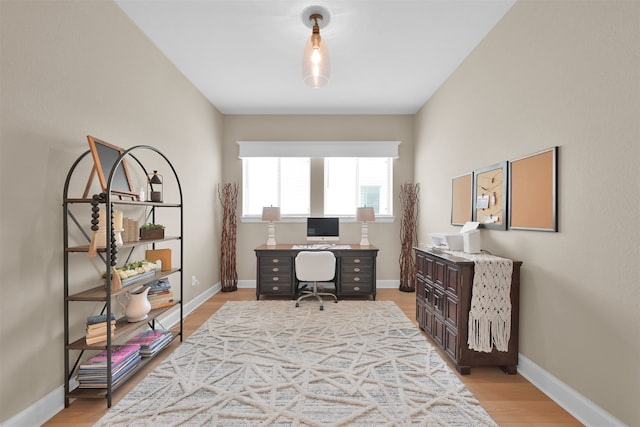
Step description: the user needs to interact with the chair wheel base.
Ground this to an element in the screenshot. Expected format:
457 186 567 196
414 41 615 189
295 303 299 308
320 306 324 311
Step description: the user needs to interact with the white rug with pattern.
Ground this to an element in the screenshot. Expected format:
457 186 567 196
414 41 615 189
95 300 497 426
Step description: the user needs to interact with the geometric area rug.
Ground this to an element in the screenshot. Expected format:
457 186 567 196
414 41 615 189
95 300 497 426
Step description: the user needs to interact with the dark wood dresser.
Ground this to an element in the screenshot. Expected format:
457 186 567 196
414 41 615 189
254 244 378 300
414 247 522 374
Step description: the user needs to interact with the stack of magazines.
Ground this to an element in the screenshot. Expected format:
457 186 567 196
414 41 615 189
126 329 173 357
77 344 141 388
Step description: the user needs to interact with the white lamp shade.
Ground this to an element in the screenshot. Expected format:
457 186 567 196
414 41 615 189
302 36 330 88
261 206 281 221
356 207 375 222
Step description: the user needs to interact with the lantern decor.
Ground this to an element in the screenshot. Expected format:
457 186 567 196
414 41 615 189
147 170 163 202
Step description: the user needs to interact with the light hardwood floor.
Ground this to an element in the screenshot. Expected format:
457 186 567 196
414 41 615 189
45 288 582 426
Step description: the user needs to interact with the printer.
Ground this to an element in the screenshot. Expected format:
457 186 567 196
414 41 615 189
429 221 481 253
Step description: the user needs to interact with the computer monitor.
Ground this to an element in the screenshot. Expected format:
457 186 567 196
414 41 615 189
306 217 339 242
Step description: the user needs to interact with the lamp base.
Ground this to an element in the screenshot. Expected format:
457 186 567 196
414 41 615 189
266 222 277 246
360 222 370 246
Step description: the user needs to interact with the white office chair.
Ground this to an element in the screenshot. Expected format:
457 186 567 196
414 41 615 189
294 251 338 310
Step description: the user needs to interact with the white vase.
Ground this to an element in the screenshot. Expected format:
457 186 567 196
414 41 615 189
118 287 151 322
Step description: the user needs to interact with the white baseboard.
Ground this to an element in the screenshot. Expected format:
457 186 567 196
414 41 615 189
5 283 624 427
517 353 626 427
0 284 222 427
238 280 401 289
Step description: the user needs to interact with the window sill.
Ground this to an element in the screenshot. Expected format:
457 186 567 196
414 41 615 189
241 216 395 224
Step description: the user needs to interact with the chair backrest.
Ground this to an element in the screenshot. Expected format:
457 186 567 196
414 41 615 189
295 251 336 282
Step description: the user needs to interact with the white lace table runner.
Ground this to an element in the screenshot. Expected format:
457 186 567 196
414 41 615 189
446 251 513 353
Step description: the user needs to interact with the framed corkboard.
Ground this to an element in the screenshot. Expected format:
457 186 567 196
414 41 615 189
451 173 473 225
85 135 137 198
473 162 507 230
509 147 558 231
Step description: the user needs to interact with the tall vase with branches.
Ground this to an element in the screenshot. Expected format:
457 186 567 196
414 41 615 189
218 182 239 292
399 183 419 292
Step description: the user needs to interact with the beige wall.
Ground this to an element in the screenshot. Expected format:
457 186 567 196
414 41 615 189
2 0 638 425
0 0 223 422
222 115 414 283
414 1 639 425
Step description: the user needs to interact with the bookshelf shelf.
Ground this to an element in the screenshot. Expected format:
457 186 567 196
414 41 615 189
62 145 184 408
66 334 177 399
66 269 181 302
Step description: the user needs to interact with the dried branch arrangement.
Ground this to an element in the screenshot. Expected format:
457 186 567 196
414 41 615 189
218 182 239 292
399 183 420 292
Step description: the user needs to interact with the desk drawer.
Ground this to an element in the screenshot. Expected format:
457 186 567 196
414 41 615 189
259 256 293 295
260 256 292 269
340 281 373 295
341 256 373 269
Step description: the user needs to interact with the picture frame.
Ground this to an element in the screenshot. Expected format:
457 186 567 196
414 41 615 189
508 146 558 231
473 162 508 230
451 172 473 226
85 135 137 198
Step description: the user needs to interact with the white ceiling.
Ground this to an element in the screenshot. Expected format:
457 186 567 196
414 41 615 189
114 1 516 115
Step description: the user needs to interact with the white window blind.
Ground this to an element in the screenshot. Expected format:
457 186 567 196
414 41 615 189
242 158 310 216
324 158 393 216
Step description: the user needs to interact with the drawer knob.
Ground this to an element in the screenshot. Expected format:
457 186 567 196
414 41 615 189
272 286 279 291
272 277 279 281
354 259 361 263
354 286 360 291
272 267 279 272
272 259 279 264
354 277 360 282
354 267 360 272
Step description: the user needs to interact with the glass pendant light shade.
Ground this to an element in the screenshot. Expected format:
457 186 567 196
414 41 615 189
302 17 330 88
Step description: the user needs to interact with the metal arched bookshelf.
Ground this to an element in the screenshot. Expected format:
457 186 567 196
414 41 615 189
62 145 183 407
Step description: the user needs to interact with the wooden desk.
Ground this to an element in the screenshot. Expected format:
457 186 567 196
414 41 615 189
254 244 379 301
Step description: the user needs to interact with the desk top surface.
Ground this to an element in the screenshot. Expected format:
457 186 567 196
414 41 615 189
255 244 378 251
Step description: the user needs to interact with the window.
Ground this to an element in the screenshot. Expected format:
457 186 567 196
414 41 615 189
324 158 393 216
239 141 399 219
242 158 310 216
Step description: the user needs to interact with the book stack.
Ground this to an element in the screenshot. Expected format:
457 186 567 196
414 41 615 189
126 329 174 357
147 279 174 309
85 313 116 345
77 344 141 388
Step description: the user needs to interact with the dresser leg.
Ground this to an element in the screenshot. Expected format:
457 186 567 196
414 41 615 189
501 365 518 375
458 366 471 375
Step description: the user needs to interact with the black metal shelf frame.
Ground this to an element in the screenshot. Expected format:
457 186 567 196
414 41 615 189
62 145 184 407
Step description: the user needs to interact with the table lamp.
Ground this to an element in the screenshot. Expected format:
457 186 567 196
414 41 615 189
261 206 281 246
356 207 375 246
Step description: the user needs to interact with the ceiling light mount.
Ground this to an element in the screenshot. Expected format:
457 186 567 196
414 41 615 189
301 5 331 29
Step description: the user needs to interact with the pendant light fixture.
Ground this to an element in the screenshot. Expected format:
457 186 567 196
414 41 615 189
301 6 331 88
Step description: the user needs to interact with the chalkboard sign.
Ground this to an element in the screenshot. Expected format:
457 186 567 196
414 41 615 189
87 135 137 197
